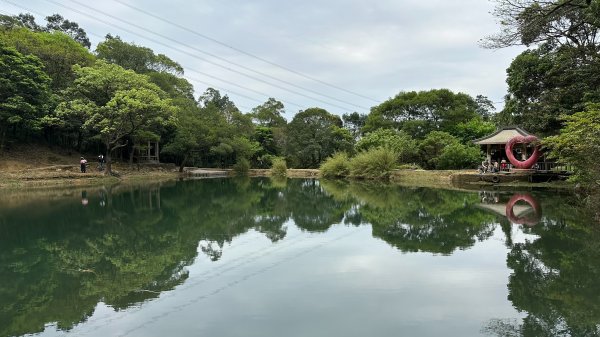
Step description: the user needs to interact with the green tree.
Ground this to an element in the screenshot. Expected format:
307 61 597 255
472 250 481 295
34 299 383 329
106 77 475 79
497 45 600 134
0 27 95 90
250 98 287 127
96 35 183 75
249 98 287 167
0 13 42 30
1 12 91 48
342 111 367 140
483 0 600 49
355 129 419 164
544 104 600 185
453 117 497 143
475 94 496 121
0 44 51 150
45 14 91 49
418 131 461 169
56 61 174 174
286 108 354 168
363 89 479 138
162 100 210 171
436 142 483 170
252 126 279 168
486 1 600 136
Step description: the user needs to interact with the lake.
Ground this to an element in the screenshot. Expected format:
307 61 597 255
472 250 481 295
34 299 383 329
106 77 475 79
1 178 598 337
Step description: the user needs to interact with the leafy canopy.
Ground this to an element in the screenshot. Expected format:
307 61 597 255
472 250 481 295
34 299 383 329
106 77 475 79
0 43 51 147
363 89 479 139
286 108 354 168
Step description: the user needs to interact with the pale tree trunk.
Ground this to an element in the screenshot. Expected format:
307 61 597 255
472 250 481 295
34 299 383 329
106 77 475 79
105 149 113 176
104 139 114 176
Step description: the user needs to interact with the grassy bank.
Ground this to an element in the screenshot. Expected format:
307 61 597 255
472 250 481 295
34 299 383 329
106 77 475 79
0 145 573 191
391 169 574 190
0 168 181 190
390 169 459 189
0 144 182 190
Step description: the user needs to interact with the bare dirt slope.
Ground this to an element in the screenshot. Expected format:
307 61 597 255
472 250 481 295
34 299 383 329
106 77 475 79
0 144 83 172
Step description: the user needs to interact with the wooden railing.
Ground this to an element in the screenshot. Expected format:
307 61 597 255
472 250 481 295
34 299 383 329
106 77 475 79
534 162 574 174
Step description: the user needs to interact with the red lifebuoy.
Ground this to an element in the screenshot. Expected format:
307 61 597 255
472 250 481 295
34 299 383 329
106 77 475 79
505 135 541 169
505 193 542 226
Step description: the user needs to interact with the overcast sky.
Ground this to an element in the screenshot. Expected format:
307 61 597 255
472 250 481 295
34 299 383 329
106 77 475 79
0 0 524 119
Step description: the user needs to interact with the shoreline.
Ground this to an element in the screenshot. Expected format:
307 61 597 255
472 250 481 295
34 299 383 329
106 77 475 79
0 167 573 192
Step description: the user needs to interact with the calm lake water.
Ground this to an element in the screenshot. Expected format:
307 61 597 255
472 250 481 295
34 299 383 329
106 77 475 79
1 178 599 337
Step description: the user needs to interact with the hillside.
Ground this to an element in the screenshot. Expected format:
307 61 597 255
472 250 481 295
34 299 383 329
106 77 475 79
0 144 83 172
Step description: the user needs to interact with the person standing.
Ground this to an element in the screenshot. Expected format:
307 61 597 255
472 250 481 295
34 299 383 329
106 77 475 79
80 157 87 173
98 154 105 171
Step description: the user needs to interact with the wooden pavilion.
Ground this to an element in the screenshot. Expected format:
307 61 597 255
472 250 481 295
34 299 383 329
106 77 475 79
472 127 537 165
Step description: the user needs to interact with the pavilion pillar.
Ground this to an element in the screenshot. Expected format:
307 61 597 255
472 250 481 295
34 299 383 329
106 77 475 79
486 144 491 163
156 142 160 162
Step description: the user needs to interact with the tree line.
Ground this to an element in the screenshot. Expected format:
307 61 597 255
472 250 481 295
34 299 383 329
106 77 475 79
1 2 599 186
0 12 497 174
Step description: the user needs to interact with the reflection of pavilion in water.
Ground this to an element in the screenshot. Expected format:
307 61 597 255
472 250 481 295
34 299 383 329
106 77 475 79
476 191 543 226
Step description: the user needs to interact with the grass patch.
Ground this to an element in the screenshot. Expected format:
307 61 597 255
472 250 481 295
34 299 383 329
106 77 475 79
349 147 397 179
320 152 350 178
270 157 288 178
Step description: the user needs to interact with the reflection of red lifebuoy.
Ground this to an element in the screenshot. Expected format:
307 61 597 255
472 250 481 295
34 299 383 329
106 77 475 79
505 193 542 226
505 135 541 169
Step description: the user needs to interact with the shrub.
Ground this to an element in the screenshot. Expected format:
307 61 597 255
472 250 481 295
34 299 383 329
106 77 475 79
436 143 483 169
355 129 419 164
349 147 397 179
270 157 287 177
418 131 461 169
320 152 351 178
233 157 250 175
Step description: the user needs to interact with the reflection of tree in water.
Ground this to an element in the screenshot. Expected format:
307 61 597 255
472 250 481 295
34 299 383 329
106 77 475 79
322 181 497 254
483 196 600 337
0 177 350 336
3 178 595 337
286 179 353 232
0 184 192 337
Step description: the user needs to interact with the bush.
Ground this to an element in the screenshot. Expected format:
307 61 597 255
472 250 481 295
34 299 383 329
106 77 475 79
436 143 482 169
418 131 461 169
320 152 351 178
270 157 287 177
355 129 419 164
233 157 250 175
349 147 397 179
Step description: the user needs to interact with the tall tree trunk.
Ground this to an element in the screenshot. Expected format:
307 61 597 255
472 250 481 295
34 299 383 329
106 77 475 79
129 144 135 168
105 142 113 175
179 153 188 173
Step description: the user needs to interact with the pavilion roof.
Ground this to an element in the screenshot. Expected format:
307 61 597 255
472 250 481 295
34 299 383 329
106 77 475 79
472 127 535 145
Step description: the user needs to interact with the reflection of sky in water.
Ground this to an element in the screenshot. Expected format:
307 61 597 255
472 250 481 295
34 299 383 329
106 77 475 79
48 224 528 337
1 179 595 337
